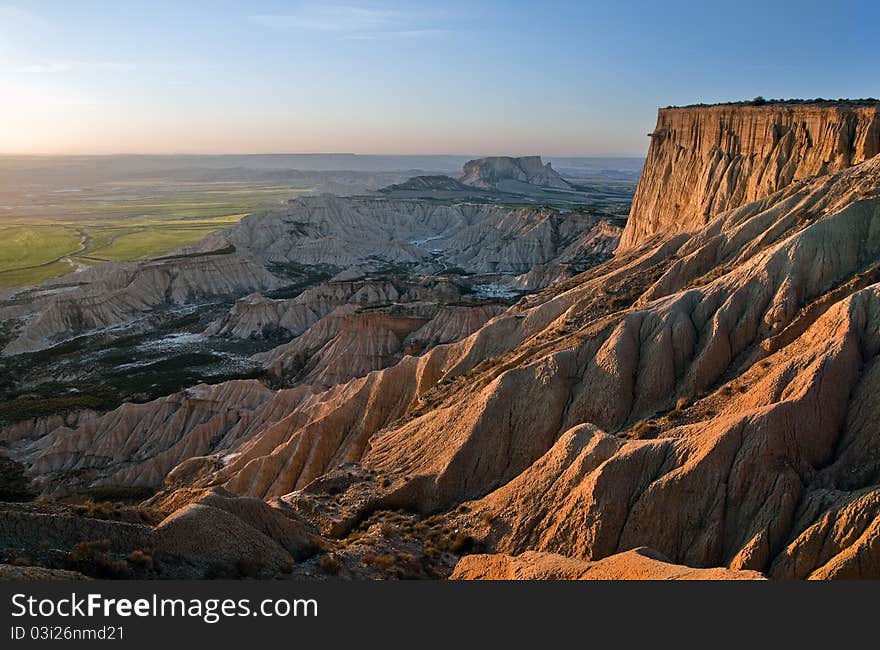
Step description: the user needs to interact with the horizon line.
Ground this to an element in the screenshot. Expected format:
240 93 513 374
0 151 647 159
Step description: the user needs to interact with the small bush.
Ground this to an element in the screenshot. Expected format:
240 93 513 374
67 539 130 579
629 420 659 439
126 549 153 570
378 522 397 538
319 554 340 575
362 554 396 570
12 556 31 567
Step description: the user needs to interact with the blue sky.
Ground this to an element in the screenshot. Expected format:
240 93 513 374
0 0 876 155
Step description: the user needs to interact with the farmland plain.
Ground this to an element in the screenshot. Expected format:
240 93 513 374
0 183 311 287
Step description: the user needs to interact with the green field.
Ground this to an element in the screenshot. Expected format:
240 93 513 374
0 225 83 286
0 225 82 273
87 225 221 261
0 185 311 288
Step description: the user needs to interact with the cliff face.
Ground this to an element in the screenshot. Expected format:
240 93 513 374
621 103 880 249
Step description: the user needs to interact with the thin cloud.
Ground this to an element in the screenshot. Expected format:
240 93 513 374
248 4 446 39
17 61 137 74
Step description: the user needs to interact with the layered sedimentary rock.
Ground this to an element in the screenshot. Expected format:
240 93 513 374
1 252 280 355
0 196 614 357
621 102 880 249
450 548 765 580
10 381 296 492
459 156 573 190
379 175 472 193
259 302 505 387
213 195 608 275
166 153 880 577
205 279 461 340
7 102 880 581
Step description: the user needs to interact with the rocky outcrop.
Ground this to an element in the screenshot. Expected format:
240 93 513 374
205 279 461 340
621 103 880 249
450 548 765 580
2 251 280 355
217 195 607 275
260 302 505 387
459 156 573 190
379 175 472 193
10 381 289 492
161 153 880 577
151 504 294 575
2 195 613 356
8 102 880 581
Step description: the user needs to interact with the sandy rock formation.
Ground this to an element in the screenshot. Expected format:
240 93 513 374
217 195 609 276
152 505 292 575
2 251 280 356
2 193 615 356
8 102 880 581
459 156 573 190
10 381 288 492
205 278 461 340
450 548 765 580
621 103 880 249
169 153 880 576
379 175 472 193
260 302 505 386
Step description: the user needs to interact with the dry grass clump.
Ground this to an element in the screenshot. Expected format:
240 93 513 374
627 419 659 439
319 554 340 575
67 539 129 579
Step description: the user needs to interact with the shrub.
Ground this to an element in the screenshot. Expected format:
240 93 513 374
319 554 340 575
126 549 153 570
378 522 397 538
362 554 396 570
67 539 130 579
629 420 659 439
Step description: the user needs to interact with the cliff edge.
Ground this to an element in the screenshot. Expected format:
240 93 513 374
620 102 880 249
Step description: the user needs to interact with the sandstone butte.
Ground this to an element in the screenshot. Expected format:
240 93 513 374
3 101 880 580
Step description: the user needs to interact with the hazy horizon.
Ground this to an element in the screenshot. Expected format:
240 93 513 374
1 0 876 156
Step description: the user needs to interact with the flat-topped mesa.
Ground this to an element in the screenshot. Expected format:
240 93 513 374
620 102 880 249
459 155 573 190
